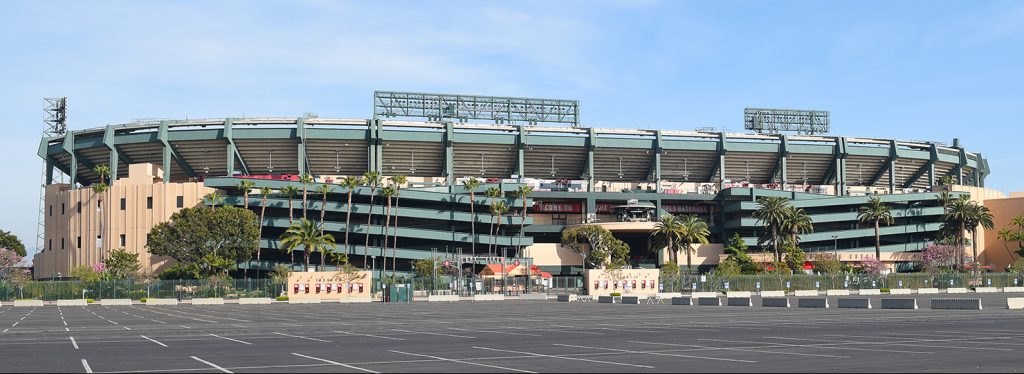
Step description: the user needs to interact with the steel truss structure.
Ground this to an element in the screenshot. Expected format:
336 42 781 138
744 108 829 135
374 91 580 127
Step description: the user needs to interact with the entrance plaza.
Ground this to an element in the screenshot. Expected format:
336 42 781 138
3 298 1024 373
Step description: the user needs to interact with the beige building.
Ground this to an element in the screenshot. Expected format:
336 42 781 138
34 163 214 279
585 268 660 297
287 270 373 301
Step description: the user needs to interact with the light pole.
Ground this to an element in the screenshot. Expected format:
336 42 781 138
832 235 839 257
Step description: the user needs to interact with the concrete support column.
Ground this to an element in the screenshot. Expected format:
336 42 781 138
516 124 525 178
444 122 455 185
653 130 662 193
586 128 596 192
62 131 77 186
296 118 307 176
103 125 118 181
225 119 236 176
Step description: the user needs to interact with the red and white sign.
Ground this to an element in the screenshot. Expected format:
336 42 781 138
532 201 582 213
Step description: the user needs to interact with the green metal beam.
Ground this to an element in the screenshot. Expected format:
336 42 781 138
444 122 454 184
158 121 196 180
61 133 77 186
516 124 525 178
650 130 663 190
902 144 937 189
770 135 789 185
224 119 250 176
586 128 596 191
708 133 726 184
103 125 119 180
868 140 896 187
296 118 308 176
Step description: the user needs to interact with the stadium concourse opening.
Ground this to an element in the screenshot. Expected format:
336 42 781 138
34 92 1006 284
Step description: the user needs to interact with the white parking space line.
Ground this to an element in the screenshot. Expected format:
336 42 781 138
273 332 330 343
820 334 1014 351
705 337 933 355
141 335 168 347
208 333 252 345
448 327 542 337
388 349 536 373
69 336 79 350
393 328 476 339
81 359 93 373
191 356 232 373
629 340 851 359
333 330 405 341
553 343 756 364
291 353 378 373
474 346 656 369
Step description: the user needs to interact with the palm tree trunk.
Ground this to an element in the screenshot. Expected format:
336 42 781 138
258 195 267 278
519 200 527 258
288 197 295 264
345 191 353 267
686 243 692 274
391 193 401 287
302 186 308 220
488 214 496 257
972 229 979 266
874 220 881 260
469 192 476 254
960 222 966 267
771 226 779 263
383 198 392 283
365 189 375 269
495 216 503 260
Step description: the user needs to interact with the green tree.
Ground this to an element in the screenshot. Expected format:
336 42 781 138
515 185 533 257
753 196 789 262
677 214 711 274
362 171 382 269
413 257 441 278
339 176 364 265
390 175 408 281
491 200 509 260
811 252 842 275
723 233 759 274
69 265 102 283
91 164 111 259
964 201 994 267
103 248 142 279
858 197 894 260
561 225 630 269
315 183 334 270
714 257 742 277
147 205 259 277
280 185 300 264
377 185 397 282
651 214 681 266
782 206 814 247
299 174 314 220
484 186 502 256
280 219 336 272
0 230 26 257
205 191 224 212
463 177 481 255
236 180 256 209
783 244 806 273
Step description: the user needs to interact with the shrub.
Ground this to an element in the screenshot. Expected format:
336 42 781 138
86 298 94 303
276 296 289 301
609 292 622 297
140 298 148 303
880 288 891 293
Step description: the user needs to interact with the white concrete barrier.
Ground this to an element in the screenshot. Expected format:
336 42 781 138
472 294 505 302
798 298 829 308
889 289 913 295
946 288 968 294
557 294 577 302
518 294 549 301
427 294 459 302
726 291 752 298
1003 287 1024 293
287 298 322 304
975 287 999 293
932 298 982 310
190 298 224 305
761 297 790 307
858 289 881 295
145 298 178 305
100 299 132 306
690 292 718 298
1006 297 1024 309
826 289 850 296
917 288 940 294
794 290 820 297
56 299 87 306
837 298 872 309
12 300 44 307
238 298 273 305
760 291 786 297
881 298 919 309
657 292 683 298
339 297 373 303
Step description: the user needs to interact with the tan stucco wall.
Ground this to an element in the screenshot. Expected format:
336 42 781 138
658 243 725 266
34 163 214 279
523 243 584 267
287 270 373 301
983 195 1024 269
585 268 660 296
953 186 1011 268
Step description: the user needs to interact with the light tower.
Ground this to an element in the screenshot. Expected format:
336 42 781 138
36 97 68 258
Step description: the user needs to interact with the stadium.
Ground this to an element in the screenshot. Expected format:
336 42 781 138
32 92 1003 283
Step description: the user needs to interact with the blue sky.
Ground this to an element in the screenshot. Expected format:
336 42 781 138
1 0 1021 260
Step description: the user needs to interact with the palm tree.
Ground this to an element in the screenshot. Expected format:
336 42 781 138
236 180 256 209
299 174 313 220
256 186 273 276
493 200 509 259
379 186 397 282
280 219 336 272
362 171 382 269
943 196 973 266
91 164 111 261
280 185 300 265
996 229 1019 262
782 206 814 247
390 175 408 283
339 176 363 265
485 187 502 256
858 197 894 260
315 183 333 271
677 214 711 274
205 191 223 212
464 177 481 255
651 214 682 265
515 185 533 258
753 196 790 262
965 202 994 267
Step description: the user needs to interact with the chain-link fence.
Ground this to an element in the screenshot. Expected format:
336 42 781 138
0 279 283 301
649 272 1024 293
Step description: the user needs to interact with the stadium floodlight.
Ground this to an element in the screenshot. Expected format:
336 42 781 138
373 91 580 127
744 108 829 135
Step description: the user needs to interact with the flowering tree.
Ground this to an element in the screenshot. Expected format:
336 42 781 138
0 247 23 282
860 256 887 275
920 244 959 273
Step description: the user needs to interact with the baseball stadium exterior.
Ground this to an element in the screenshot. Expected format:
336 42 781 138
32 99 1006 280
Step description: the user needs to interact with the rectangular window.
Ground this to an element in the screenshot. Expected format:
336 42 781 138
147 196 153 209
77 236 81 249
49 205 52 216
62 203 65 215
48 239 52 251
120 198 126 210
176 196 184 208
77 201 81 214
119 234 126 247
61 238 64 250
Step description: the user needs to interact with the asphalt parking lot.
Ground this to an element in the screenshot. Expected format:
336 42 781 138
2 295 1024 373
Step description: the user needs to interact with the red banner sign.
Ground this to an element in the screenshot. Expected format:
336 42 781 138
532 201 582 213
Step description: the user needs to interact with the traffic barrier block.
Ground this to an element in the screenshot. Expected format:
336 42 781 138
889 289 913 295
287 298 322 304
975 287 998 293
56 299 87 306
727 297 752 307
858 289 881 295
1003 287 1024 293
826 289 850 296
472 294 505 301
191 298 224 305
690 292 718 298
881 298 918 309
760 291 786 297
794 290 820 297
557 294 577 302
339 297 373 303
837 298 872 309
946 288 968 294
697 297 722 306
621 296 640 304
237 298 272 305
427 295 459 302
726 291 752 298
931 298 982 310
518 294 549 301
917 288 939 294
100 299 132 306
671 297 692 305
1006 297 1024 309
145 298 178 306
598 296 615 304
657 292 683 298
798 298 829 308
761 297 790 307
12 300 44 307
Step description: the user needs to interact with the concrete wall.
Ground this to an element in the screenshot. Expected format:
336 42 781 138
983 195 1024 270
287 270 373 301
585 268 659 297
35 163 214 279
523 243 584 267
